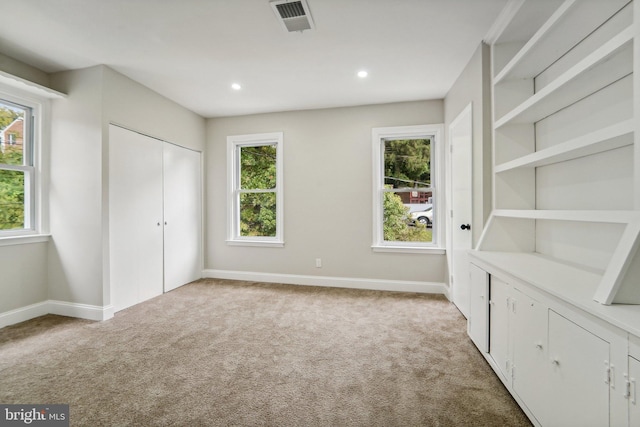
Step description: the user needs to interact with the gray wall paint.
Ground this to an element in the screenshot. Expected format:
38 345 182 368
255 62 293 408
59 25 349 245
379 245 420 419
47 65 205 307
444 43 492 247
0 53 51 89
48 66 105 306
0 242 48 313
206 101 447 284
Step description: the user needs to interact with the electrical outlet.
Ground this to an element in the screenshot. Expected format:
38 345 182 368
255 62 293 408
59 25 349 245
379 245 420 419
315 258 322 268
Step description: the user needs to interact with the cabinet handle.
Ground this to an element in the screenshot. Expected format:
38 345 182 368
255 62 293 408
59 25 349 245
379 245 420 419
157 222 161 226
551 358 560 366
535 343 543 350
632 378 637 405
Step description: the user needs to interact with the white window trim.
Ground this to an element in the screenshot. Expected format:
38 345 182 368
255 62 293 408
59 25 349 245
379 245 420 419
371 124 445 254
0 83 51 244
226 132 284 247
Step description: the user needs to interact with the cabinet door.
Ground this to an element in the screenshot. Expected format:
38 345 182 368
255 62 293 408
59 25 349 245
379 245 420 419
631 356 640 426
163 143 202 292
489 276 510 381
511 289 548 426
468 263 489 352
548 311 609 427
109 125 164 311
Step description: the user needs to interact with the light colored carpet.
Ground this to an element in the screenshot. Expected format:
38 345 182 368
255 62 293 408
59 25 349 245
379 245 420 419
0 279 531 426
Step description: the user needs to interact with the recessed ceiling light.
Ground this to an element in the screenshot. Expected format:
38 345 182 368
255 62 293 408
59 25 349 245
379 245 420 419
357 70 368 78
231 83 242 90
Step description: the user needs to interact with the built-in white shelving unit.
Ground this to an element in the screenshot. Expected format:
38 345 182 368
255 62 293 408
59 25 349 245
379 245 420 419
468 4 640 424
477 0 640 305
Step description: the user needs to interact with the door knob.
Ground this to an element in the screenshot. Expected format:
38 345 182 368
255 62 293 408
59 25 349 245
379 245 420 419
460 224 471 230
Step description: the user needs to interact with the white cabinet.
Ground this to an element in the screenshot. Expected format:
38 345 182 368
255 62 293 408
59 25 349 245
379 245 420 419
109 125 202 312
466 257 637 426
630 356 640 425
547 310 610 427
511 289 547 426
489 275 510 382
468 263 489 352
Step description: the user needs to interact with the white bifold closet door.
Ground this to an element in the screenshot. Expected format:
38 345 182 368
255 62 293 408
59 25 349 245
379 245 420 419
109 125 201 312
163 142 201 292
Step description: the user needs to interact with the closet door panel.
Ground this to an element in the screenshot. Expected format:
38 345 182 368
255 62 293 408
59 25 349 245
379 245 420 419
109 125 164 311
163 143 202 292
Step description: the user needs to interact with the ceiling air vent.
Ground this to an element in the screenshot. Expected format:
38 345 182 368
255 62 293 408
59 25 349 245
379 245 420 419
270 0 315 33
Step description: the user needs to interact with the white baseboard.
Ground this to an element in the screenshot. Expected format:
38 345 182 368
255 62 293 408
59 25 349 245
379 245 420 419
1 273 446 330
0 300 114 329
48 300 114 322
0 301 49 329
202 269 447 295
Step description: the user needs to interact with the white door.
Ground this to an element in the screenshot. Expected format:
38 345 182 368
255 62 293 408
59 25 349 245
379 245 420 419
547 310 609 427
449 103 473 317
109 125 164 311
163 143 202 292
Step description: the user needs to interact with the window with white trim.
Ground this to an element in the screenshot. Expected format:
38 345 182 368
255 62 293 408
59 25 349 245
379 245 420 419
372 124 444 252
0 96 36 235
227 132 284 247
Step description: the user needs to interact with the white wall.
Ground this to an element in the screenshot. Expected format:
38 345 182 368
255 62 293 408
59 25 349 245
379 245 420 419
0 242 48 314
0 53 50 88
205 101 447 288
444 43 492 246
48 67 104 306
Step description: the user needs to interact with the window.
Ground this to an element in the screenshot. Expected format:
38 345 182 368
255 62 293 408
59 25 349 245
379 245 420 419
0 97 35 235
227 132 284 247
372 124 444 253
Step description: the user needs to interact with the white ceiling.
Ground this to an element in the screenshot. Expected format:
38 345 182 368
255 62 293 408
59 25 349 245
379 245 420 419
0 0 508 118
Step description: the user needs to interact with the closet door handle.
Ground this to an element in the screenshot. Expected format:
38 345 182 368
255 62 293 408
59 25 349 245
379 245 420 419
460 224 471 230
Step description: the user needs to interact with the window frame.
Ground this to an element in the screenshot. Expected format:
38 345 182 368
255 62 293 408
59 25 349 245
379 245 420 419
371 124 445 254
0 84 48 244
226 132 284 247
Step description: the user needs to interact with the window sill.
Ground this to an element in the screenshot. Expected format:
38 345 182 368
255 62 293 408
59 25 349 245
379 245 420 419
0 234 51 247
226 239 284 248
371 245 445 255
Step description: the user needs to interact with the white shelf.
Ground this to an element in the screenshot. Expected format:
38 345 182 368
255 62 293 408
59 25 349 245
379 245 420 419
495 120 634 173
485 0 638 308
470 250 600 311
470 250 640 339
494 0 631 83
491 0 562 47
492 209 640 224
495 26 633 128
